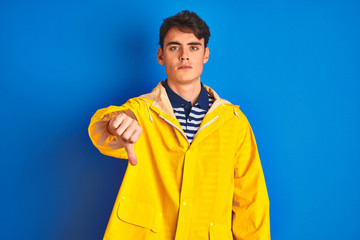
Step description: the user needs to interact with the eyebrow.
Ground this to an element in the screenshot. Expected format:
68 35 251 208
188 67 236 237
166 41 203 46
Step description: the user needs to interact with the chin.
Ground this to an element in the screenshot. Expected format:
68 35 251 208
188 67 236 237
175 75 199 83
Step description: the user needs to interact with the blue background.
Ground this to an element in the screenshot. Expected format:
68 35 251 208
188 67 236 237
1 0 359 239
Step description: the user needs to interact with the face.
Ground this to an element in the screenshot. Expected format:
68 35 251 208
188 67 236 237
157 27 210 86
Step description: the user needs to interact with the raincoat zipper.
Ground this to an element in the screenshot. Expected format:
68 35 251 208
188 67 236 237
158 114 190 145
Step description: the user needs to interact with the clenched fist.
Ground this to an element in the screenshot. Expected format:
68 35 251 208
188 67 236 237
107 109 142 166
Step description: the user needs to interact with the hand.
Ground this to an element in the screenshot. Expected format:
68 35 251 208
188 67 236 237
107 110 142 166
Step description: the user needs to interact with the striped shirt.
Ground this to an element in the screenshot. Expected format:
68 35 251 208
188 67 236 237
163 80 214 144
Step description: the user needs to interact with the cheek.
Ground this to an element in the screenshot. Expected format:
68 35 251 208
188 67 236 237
197 65 204 75
164 57 178 70
164 62 176 76
195 58 204 70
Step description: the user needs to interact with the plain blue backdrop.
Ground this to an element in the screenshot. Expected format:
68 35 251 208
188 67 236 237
1 0 359 239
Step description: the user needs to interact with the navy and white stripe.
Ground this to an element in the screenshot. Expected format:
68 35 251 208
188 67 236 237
208 94 214 107
173 93 214 143
163 80 215 144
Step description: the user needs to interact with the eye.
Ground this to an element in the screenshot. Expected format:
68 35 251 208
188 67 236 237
191 46 199 51
169 46 179 51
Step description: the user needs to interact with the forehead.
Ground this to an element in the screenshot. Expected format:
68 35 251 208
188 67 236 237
164 27 204 44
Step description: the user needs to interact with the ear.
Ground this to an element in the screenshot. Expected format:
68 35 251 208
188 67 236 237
203 47 210 64
157 48 165 65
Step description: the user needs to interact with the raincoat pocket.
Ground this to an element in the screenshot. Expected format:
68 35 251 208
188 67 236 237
209 223 233 240
116 197 159 233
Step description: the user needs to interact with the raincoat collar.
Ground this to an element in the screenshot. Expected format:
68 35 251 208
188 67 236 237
162 80 210 111
140 81 232 119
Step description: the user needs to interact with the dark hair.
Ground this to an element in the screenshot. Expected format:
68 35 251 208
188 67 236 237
159 10 211 49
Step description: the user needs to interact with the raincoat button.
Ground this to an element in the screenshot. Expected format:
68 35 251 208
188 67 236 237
183 201 187 206
210 222 213 226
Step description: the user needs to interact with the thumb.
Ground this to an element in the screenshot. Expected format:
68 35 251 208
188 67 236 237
124 143 137 166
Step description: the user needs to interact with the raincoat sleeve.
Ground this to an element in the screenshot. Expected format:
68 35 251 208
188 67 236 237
232 111 270 239
88 98 141 160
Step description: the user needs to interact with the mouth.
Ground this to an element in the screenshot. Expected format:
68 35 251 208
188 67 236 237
178 65 192 70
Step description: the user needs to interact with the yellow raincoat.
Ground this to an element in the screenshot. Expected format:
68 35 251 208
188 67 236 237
88 82 270 240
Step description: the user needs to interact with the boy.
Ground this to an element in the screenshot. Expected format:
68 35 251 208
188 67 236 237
89 10 270 240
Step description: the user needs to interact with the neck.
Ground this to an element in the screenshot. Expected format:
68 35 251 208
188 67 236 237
167 79 202 106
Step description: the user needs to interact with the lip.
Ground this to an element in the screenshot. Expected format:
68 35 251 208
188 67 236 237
178 65 192 69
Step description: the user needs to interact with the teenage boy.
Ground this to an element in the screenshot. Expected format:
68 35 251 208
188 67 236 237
89 10 270 240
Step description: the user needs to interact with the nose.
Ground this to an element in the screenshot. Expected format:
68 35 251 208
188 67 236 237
180 49 189 61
